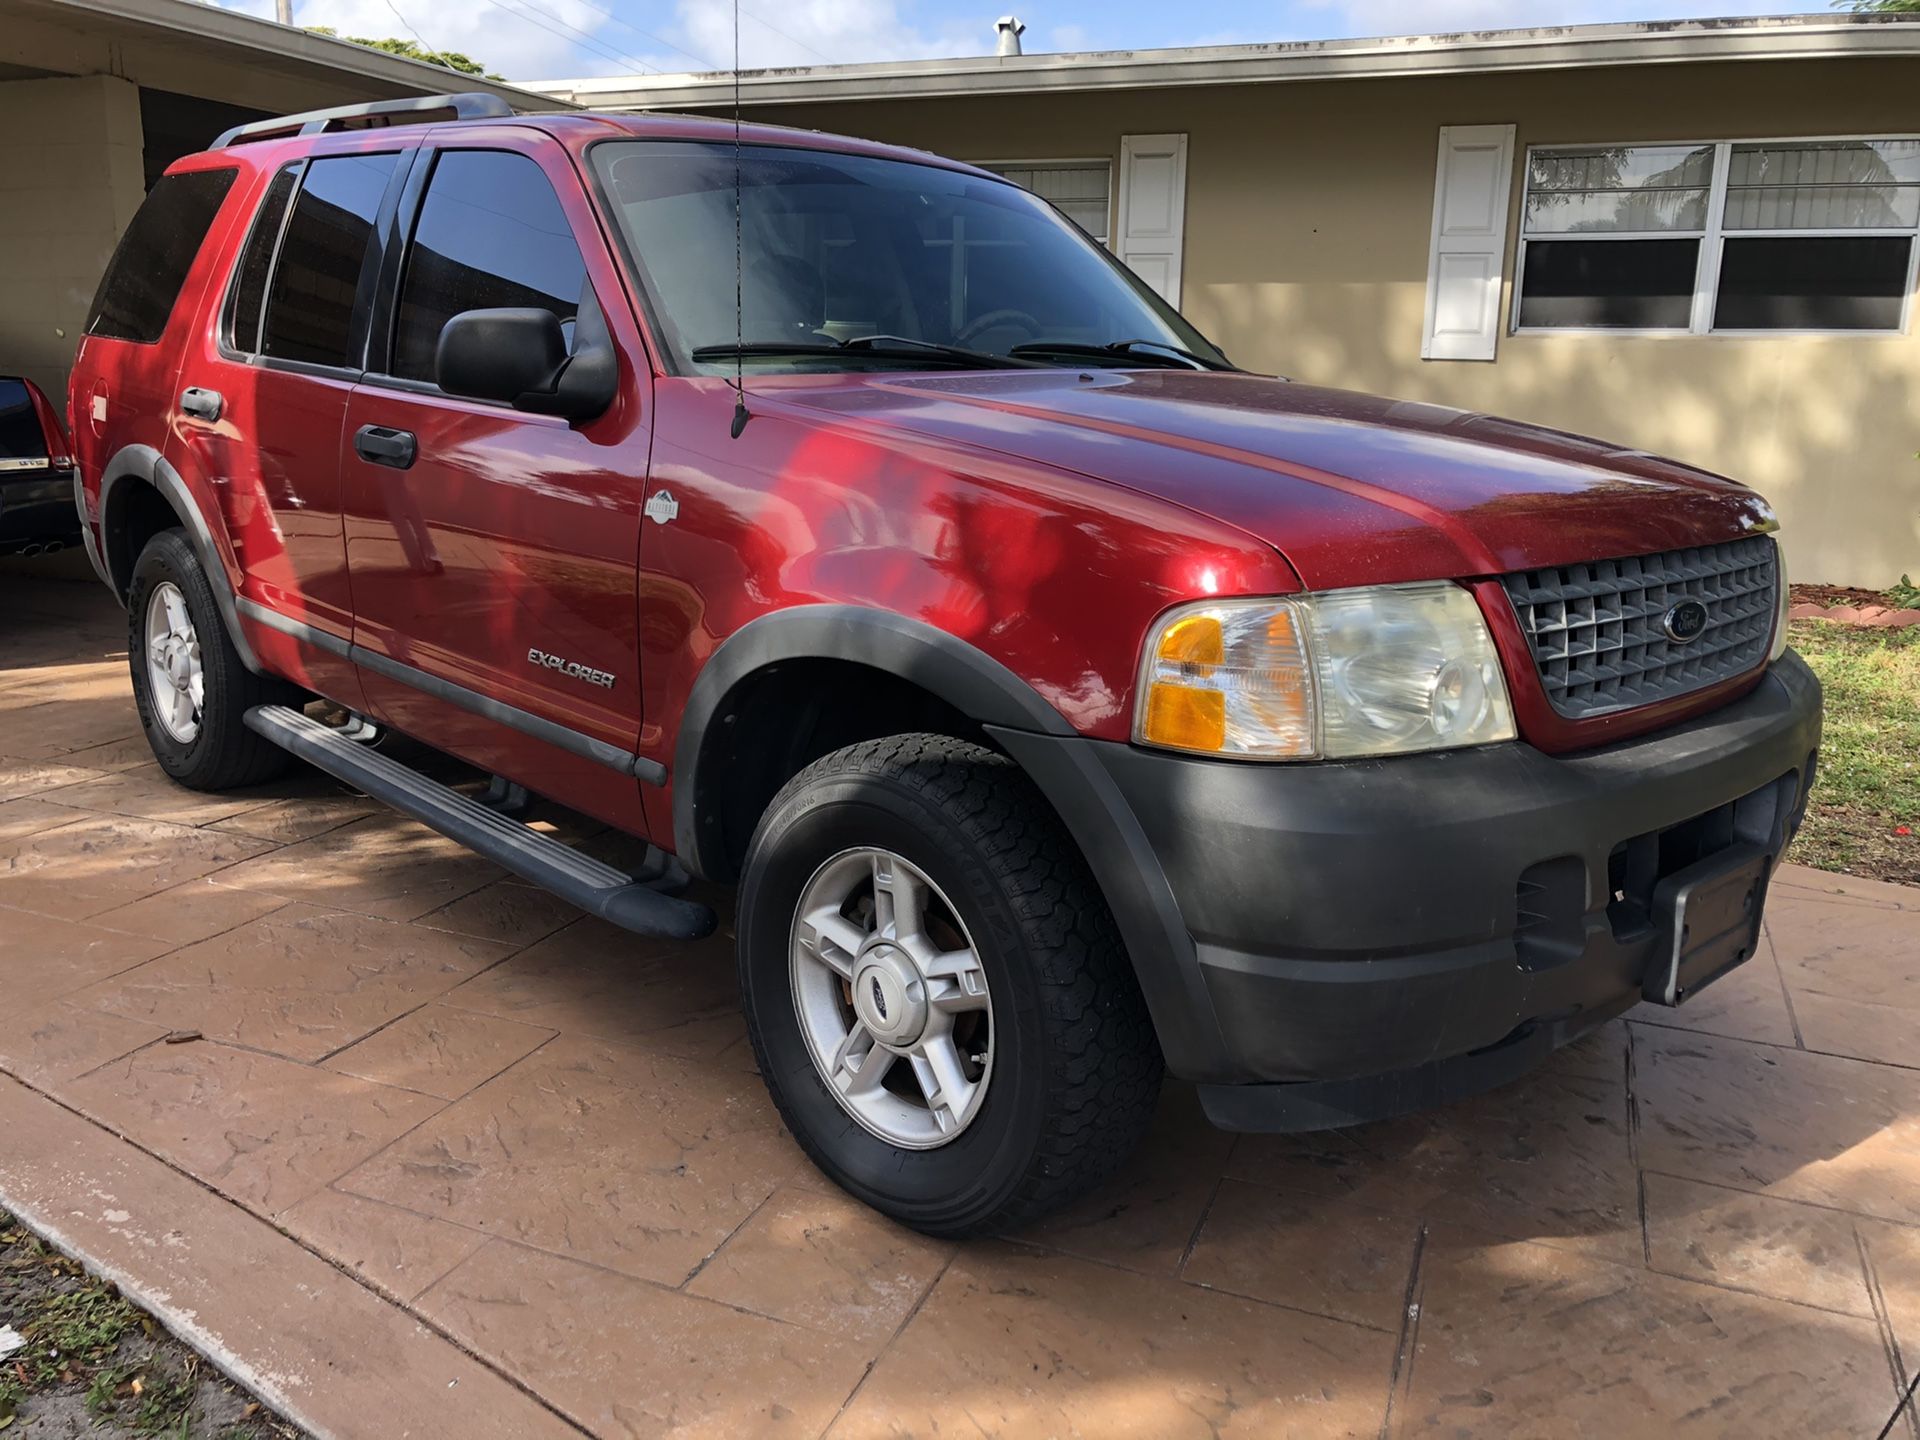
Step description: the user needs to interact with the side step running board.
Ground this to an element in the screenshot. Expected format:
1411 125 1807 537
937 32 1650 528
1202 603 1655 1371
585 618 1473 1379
244 705 716 941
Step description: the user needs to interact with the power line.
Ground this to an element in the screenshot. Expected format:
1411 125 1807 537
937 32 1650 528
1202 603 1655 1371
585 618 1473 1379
540 0 721 71
738 9 835 66
382 0 429 50
474 0 663 73
493 0 664 71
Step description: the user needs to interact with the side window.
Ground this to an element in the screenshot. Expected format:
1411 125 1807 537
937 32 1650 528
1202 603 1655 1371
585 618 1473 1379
391 150 587 383
226 164 299 354
262 152 400 368
86 168 237 344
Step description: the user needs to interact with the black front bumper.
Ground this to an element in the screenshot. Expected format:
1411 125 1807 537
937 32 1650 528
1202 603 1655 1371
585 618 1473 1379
996 651 1822 1131
0 467 81 553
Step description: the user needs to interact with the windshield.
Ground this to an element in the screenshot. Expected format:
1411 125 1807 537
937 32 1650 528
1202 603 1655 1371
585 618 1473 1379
590 139 1229 374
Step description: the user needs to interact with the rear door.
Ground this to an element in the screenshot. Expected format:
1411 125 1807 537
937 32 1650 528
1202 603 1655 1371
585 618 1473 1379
167 139 411 702
340 127 656 830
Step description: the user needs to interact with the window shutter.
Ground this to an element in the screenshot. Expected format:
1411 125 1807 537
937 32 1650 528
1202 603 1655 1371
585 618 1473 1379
1422 124 1516 361
1118 134 1188 306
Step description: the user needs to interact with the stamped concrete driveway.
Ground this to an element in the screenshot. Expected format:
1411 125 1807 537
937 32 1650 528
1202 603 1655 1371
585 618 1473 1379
1 557 1917 1440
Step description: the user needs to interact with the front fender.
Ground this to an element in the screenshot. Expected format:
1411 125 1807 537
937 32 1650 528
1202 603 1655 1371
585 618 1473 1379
673 604 1230 1079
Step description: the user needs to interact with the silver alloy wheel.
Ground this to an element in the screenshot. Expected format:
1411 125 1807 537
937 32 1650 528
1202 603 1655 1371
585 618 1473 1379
790 848 995 1149
144 581 204 744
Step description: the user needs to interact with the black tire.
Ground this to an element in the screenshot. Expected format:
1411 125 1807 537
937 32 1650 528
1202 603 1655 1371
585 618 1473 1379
739 733 1162 1237
127 529 294 791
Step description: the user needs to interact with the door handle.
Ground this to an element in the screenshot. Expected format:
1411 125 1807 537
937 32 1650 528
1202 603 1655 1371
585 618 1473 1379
354 424 417 470
179 386 224 422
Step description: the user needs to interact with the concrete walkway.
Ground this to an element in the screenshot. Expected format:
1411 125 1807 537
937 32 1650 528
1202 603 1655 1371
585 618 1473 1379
1 559 1915 1439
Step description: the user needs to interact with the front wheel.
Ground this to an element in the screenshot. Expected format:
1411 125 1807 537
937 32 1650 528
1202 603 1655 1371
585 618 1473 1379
738 734 1162 1237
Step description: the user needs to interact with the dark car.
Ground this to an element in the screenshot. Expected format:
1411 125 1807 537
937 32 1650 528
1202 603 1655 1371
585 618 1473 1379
67 94 1821 1236
0 375 79 556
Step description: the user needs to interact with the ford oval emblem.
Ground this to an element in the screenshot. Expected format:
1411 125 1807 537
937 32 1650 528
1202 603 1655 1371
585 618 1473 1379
870 976 889 1021
1663 599 1710 644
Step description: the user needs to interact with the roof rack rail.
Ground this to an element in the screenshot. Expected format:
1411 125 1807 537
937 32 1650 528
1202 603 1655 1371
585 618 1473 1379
211 93 515 149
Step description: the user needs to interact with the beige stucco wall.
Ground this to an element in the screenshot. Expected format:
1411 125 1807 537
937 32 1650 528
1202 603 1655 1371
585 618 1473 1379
0 75 146 407
733 58 1920 585
0 3 552 409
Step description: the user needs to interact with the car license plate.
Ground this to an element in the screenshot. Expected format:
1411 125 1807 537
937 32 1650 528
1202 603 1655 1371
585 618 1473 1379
1641 844 1771 1007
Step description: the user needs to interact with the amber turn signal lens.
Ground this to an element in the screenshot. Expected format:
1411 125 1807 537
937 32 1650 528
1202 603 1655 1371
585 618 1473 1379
1136 601 1315 758
1142 683 1228 753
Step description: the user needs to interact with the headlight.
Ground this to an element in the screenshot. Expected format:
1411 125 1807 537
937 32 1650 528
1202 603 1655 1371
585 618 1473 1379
1768 536 1790 662
1135 582 1516 760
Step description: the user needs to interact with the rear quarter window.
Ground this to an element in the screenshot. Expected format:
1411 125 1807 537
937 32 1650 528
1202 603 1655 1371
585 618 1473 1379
85 168 238 344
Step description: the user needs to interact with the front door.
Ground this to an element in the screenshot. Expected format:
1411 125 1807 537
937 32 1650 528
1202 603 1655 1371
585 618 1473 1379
341 131 655 830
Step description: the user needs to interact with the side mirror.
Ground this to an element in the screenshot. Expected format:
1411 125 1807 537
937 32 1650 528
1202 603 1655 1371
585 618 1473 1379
435 283 618 424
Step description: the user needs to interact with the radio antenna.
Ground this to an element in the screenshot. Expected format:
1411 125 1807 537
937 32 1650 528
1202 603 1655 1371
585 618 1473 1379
728 0 751 439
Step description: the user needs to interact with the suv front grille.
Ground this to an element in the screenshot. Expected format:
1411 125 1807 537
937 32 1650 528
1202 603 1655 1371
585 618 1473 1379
1501 536 1778 720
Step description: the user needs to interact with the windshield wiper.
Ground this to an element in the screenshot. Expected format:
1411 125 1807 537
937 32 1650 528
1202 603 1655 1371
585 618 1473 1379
842 335 1049 368
689 339 1041 370
1007 339 1238 372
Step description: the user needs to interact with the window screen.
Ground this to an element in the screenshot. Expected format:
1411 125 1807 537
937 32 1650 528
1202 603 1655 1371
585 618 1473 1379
85 168 237 344
1714 236 1913 330
1517 238 1699 329
262 152 399 368
391 150 585 382
226 164 298 354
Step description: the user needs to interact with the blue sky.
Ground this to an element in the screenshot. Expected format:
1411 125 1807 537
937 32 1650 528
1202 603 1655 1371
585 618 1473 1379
216 0 1823 82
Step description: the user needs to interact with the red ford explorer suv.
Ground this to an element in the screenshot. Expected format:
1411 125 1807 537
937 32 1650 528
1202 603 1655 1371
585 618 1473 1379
69 95 1820 1236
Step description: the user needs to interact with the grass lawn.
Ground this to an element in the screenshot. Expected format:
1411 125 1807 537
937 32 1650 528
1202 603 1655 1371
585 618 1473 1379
1 1210 300 1438
1786 619 1920 887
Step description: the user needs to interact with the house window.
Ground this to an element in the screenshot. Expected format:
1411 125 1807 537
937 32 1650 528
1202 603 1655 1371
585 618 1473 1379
1515 137 1920 333
981 162 1112 245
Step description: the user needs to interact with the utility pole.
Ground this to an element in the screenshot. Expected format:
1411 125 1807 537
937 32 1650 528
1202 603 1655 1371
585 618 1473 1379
276 0 293 23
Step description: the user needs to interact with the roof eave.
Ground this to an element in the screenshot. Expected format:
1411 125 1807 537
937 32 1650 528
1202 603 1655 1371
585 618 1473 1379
527 14 1920 110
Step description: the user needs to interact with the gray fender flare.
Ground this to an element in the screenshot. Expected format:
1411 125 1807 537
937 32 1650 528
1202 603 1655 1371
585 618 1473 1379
673 605 1226 1075
98 444 262 674
671 603 1075 871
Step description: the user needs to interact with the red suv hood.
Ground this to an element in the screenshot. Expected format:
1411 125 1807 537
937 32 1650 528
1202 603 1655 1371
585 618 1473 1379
777 370 1776 590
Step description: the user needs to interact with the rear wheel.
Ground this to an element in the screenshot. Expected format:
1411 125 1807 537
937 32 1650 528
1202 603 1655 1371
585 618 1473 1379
739 734 1162 1237
127 529 293 791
